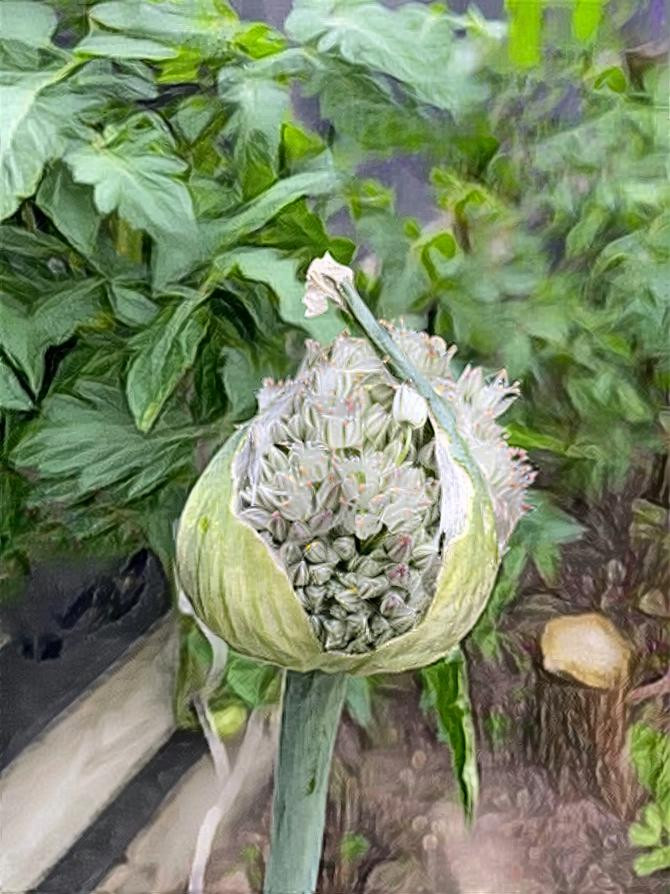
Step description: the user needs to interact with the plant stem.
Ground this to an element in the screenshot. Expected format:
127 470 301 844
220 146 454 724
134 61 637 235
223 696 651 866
337 280 482 486
264 670 347 894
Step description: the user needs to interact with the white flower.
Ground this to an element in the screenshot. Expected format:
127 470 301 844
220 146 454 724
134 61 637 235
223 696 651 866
392 383 428 428
303 285 329 318
303 252 354 318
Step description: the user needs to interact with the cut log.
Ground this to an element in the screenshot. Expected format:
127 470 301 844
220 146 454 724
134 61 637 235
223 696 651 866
528 614 639 819
540 612 632 690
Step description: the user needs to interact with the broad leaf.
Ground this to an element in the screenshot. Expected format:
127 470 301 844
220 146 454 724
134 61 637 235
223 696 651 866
36 162 101 256
90 0 239 54
106 282 158 328
286 0 487 115
0 53 96 220
420 648 479 822
12 379 196 504
218 65 290 197
0 277 103 394
0 358 33 411
214 247 344 342
152 168 340 287
66 113 196 240
74 33 177 61
0 1 57 47
126 290 210 432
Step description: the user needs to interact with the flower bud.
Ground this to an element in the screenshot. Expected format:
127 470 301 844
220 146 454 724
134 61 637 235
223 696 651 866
333 536 356 561
292 561 310 587
177 326 534 674
393 384 428 428
304 539 328 563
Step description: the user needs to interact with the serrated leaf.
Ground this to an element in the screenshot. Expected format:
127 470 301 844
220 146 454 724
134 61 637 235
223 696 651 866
0 358 33 411
152 168 340 287
12 379 196 504
0 277 103 394
420 648 478 821
0 1 57 47
126 291 210 432
630 723 670 804
214 247 344 342
0 56 97 220
66 113 195 240
629 804 663 847
36 162 101 256
286 0 486 115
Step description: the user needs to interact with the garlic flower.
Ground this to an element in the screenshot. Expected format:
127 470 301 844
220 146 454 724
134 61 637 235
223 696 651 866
177 284 534 674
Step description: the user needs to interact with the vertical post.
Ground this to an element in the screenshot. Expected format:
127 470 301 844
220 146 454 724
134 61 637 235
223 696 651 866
263 670 347 894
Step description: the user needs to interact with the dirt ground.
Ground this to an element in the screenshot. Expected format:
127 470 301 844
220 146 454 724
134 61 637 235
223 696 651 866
200 678 668 894
202 475 669 894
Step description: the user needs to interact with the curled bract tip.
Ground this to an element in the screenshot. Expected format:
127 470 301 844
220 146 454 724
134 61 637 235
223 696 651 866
303 252 354 318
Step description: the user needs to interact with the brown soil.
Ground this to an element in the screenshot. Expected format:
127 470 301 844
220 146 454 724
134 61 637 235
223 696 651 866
204 677 668 894
205 473 669 894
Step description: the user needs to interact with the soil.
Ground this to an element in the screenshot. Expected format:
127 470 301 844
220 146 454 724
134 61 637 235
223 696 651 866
201 679 669 894
202 471 669 894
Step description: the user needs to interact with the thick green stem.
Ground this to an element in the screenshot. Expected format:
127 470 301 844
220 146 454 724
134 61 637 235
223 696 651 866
264 670 347 894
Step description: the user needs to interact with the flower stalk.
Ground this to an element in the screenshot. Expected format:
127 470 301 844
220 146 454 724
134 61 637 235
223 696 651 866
264 670 347 894
176 253 534 893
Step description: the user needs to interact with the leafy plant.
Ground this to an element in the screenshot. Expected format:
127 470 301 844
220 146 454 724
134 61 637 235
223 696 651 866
628 722 670 877
1 4 668 888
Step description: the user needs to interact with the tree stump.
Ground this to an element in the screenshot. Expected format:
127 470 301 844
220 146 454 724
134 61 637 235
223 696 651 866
526 613 641 819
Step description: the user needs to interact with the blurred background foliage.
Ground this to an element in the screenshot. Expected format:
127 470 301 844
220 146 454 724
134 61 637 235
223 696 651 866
0 0 668 858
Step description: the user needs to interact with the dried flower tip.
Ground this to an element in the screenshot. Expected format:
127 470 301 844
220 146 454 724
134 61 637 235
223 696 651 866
303 252 354 318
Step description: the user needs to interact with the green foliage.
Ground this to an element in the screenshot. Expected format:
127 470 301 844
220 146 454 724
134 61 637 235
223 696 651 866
628 723 670 876
420 648 479 821
1 5 667 851
339 831 370 864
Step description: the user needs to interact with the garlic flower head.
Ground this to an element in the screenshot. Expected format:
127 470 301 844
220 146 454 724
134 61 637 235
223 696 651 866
177 327 534 675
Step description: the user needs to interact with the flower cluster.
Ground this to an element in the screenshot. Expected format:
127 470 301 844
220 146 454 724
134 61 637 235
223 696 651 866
233 329 533 655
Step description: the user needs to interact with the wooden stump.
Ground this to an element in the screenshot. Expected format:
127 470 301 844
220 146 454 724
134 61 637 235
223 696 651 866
526 613 641 819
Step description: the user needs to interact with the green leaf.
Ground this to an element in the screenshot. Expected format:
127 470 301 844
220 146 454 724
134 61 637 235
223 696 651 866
125 290 210 432
66 113 195 240
152 169 340 287
0 358 33 411
286 0 485 116
218 65 290 197
630 723 670 805
506 0 542 69
420 648 479 821
0 1 57 47
224 653 279 708
0 54 96 220
214 247 344 342
344 676 373 731
633 846 670 877
90 0 239 54
629 804 663 848
572 0 603 44
106 282 158 328
74 33 177 61
339 832 369 864
12 379 196 504
0 278 103 394
36 162 101 256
